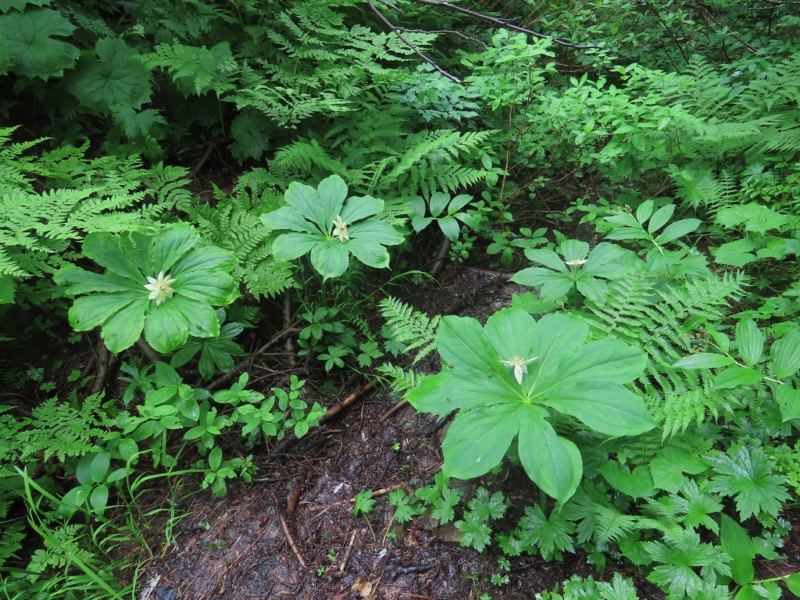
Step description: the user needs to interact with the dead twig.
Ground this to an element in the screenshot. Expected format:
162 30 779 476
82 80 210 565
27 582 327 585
379 399 410 422
207 325 300 391
427 236 450 278
136 338 161 364
338 530 358 573
321 381 374 423
279 515 307 568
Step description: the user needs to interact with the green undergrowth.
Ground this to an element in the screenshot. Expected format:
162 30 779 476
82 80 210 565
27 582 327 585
2 0 800 597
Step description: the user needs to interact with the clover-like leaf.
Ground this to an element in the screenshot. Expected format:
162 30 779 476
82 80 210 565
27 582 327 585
262 175 403 280
408 308 654 503
55 225 239 354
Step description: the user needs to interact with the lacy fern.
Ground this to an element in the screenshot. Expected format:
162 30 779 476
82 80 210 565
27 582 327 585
584 264 746 438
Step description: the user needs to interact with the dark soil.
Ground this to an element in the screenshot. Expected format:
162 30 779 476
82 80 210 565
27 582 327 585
136 263 670 600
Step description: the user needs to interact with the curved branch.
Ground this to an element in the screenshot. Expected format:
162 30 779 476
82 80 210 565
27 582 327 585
409 0 600 49
368 0 463 84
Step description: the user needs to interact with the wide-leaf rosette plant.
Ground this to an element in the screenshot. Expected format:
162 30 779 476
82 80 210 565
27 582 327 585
55 224 239 354
511 239 633 304
261 174 404 280
408 308 656 504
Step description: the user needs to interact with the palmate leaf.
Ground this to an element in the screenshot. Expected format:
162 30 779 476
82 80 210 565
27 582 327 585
707 445 789 520
66 38 151 113
409 308 654 503
0 8 79 79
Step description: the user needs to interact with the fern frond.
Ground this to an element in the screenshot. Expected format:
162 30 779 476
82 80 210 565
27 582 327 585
379 296 439 364
187 186 295 299
17 394 115 463
585 265 746 438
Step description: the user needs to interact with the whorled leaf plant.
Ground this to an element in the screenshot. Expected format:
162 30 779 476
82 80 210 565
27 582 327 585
408 308 656 504
55 224 239 354
261 174 404 280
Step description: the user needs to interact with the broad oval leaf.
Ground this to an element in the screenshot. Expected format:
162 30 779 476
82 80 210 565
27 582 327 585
144 301 190 353
673 353 735 370
771 328 800 379
517 409 581 504
655 218 702 245
541 381 656 436
713 366 762 390
310 240 349 280
647 203 676 234
442 405 520 480
735 319 764 366
83 233 143 281
99 297 148 354
272 232 320 261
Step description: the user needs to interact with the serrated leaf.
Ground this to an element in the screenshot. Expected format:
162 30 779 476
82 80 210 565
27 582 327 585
67 38 151 112
0 8 78 79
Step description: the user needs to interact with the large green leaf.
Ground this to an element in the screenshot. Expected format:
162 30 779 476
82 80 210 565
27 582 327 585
720 514 755 585
437 315 501 375
272 232 321 261
0 8 79 79
144 301 190 353
310 240 349 279
442 404 520 480
736 320 764 367
511 268 574 302
340 195 383 224
541 381 656 436
55 266 138 295
169 295 221 339
517 409 582 504
408 370 514 415
485 308 539 364
101 297 148 354
83 232 143 281
674 353 735 369
771 328 800 379
69 292 142 332
262 206 319 235
556 340 646 385
152 224 198 274
67 38 151 113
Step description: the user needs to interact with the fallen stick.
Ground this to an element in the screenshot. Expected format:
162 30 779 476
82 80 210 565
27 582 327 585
338 530 358 573
279 515 307 568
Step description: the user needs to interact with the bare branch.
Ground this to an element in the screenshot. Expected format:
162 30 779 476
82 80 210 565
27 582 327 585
409 0 599 49
368 0 463 84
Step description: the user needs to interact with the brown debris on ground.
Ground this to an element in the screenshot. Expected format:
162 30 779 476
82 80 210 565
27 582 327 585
138 263 662 600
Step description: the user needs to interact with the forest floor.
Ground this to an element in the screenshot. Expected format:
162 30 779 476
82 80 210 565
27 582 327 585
133 262 670 600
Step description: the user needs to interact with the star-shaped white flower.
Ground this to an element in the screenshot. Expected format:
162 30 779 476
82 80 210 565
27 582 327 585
564 258 588 266
144 271 176 305
332 215 349 242
499 355 539 384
